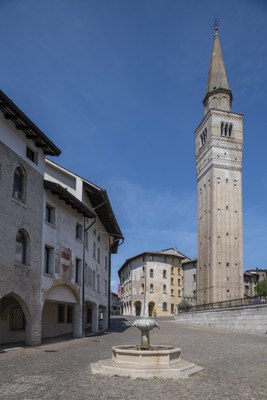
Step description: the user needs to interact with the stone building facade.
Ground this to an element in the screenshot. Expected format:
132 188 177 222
195 27 244 304
0 90 60 345
182 258 197 306
118 249 187 317
0 90 123 346
42 160 123 339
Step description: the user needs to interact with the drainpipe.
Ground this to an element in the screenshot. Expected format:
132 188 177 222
82 216 96 338
108 236 124 329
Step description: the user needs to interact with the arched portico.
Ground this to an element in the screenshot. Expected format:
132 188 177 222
134 301 142 316
41 282 81 340
148 301 155 317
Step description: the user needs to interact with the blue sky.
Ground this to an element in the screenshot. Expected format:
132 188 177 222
1 0 267 291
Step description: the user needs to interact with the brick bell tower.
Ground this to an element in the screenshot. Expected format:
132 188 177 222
195 21 244 304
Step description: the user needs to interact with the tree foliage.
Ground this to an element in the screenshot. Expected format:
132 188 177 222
256 279 267 296
177 300 191 312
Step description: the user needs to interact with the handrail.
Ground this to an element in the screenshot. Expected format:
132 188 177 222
178 295 267 313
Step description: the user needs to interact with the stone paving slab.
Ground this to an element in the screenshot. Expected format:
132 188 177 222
0 317 266 399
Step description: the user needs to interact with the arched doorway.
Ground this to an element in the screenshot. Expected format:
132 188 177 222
148 302 155 317
0 295 28 345
134 301 141 316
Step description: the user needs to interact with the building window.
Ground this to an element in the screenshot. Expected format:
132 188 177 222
93 271 96 289
171 277 174 285
150 269 154 278
171 289 174 296
178 279 181 286
67 306 73 323
44 245 54 274
178 268 181 276
105 280 108 296
200 127 207 145
45 204 55 224
193 274 196 282
150 284 153 293
97 248 100 263
93 242 96 259
162 302 167 311
105 256 108 270
178 290 181 297
141 283 145 294
15 230 28 265
171 267 174 275
26 147 38 164
163 270 167 279
75 258 82 283
13 166 25 202
221 121 233 138
58 305 65 323
98 235 100 242
163 284 167 294
171 303 174 314
97 274 100 292
85 231 89 250
76 223 83 240
10 305 25 331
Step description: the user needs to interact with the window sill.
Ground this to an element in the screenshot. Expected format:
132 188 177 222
44 220 56 229
43 272 55 277
12 197 27 208
14 262 30 269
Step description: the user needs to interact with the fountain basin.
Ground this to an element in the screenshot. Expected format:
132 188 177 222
91 344 203 380
112 345 181 367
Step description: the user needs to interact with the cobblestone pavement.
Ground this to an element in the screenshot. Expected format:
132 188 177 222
0 317 266 400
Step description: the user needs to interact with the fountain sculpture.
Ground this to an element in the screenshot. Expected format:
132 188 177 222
90 318 203 380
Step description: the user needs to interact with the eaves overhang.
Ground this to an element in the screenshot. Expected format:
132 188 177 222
0 90 61 156
44 180 95 219
84 182 124 253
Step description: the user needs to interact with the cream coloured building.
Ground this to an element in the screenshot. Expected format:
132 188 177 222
118 248 187 317
195 26 244 304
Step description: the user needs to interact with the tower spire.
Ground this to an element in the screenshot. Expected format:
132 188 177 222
203 21 232 114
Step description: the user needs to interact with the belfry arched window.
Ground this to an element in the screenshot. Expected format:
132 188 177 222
13 166 25 202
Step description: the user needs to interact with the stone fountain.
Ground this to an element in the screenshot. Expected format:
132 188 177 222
90 318 203 380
